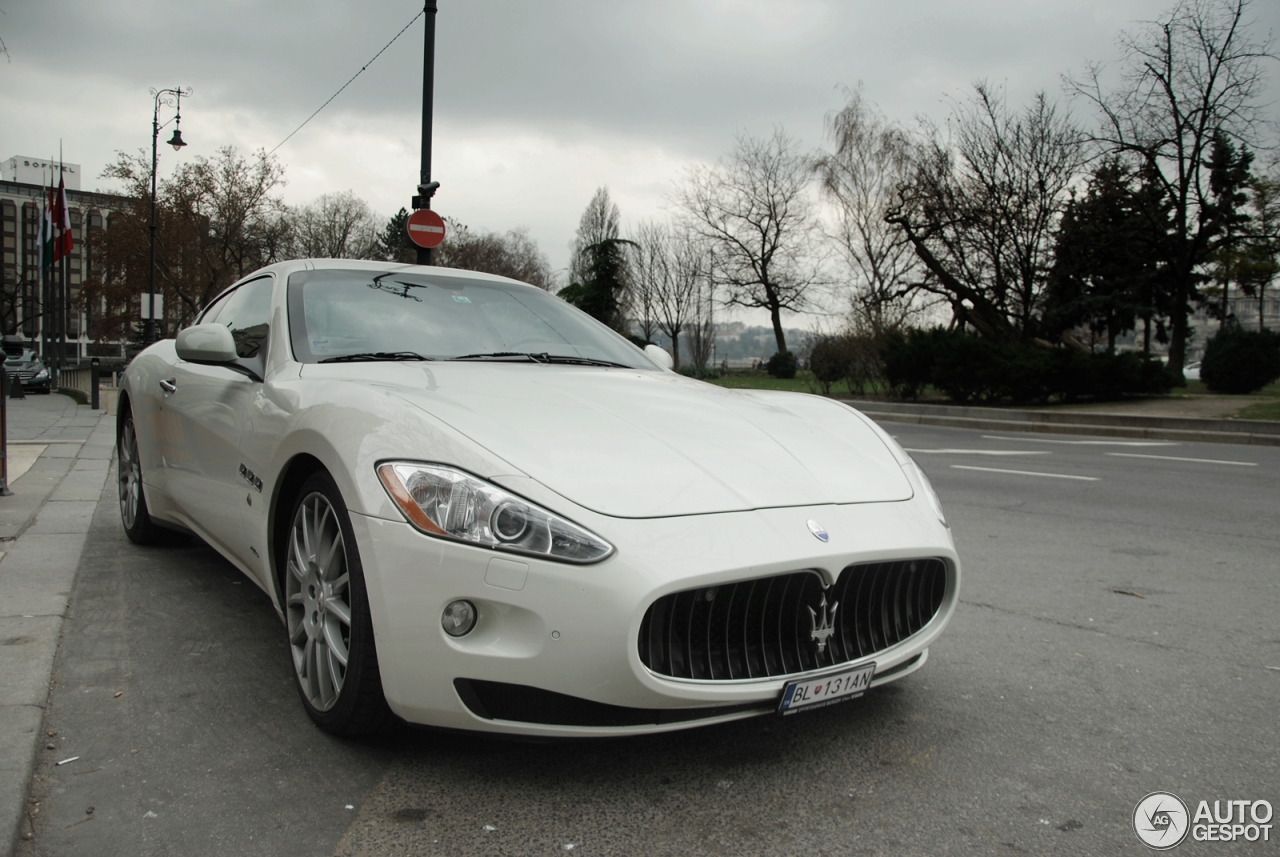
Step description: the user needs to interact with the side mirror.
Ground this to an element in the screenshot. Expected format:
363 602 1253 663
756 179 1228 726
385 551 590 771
176 323 238 364
644 343 674 371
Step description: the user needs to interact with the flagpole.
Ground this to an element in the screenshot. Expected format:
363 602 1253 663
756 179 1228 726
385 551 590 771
39 165 49 369
50 153 60 379
60 144 68 370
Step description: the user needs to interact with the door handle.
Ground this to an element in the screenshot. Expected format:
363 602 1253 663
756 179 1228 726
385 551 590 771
159 378 177 394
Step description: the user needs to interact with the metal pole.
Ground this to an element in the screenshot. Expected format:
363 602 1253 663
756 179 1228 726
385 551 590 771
90 357 100 411
0 370 12 496
146 95 160 345
416 0 438 266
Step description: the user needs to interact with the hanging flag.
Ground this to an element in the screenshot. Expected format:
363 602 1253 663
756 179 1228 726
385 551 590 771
38 185 54 278
51 177 74 262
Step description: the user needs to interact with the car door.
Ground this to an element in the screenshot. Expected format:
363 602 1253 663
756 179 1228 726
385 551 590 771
161 276 273 563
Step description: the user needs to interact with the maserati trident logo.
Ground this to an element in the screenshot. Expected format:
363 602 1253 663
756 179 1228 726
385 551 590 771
806 519 829 542
808 594 839 654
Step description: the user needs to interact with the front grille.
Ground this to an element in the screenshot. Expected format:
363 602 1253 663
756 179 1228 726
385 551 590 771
639 559 947 681
454 679 767 727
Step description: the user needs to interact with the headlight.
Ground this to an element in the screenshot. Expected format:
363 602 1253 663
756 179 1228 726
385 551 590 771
903 459 948 529
33 368 48 380
377 462 614 564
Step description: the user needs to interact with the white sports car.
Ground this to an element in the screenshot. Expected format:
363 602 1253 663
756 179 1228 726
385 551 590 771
118 259 960 737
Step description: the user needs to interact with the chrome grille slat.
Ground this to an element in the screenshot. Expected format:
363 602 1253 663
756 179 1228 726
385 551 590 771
639 559 947 681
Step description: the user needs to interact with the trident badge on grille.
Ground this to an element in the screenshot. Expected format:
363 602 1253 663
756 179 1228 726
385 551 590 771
808 594 839 654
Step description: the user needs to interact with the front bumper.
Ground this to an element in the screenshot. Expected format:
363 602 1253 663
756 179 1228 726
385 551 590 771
351 499 959 737
6 371 49 392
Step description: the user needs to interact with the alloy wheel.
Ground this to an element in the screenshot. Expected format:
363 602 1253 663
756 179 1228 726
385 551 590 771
285 491 353 712
118 418 142 530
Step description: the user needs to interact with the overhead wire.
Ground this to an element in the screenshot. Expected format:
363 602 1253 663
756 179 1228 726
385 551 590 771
267 7 424 156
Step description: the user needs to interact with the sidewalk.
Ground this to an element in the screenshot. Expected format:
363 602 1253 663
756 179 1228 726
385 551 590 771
0 394 114 856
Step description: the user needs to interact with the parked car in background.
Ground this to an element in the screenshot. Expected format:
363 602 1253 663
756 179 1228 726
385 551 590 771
1184 361 1202 381
4 347 51 394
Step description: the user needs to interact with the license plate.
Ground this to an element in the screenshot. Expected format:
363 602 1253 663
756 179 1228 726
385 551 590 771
778 662 876 715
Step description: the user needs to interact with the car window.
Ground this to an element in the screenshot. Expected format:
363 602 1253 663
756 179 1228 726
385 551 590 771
198 289 236 325
208 277 273 358
286 269 652 369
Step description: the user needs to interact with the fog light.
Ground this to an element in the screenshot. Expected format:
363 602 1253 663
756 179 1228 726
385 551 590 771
442 600 477 637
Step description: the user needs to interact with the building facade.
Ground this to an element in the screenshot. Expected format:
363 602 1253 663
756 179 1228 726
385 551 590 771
1 157 130 363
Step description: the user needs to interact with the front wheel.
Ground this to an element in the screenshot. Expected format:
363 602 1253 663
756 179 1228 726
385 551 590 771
284 471 393 735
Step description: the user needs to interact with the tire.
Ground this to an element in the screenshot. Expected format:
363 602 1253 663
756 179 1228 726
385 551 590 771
284 471 393 736
118 409 166 545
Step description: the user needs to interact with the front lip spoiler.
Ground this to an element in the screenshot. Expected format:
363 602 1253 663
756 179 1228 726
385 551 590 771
452 654 924 728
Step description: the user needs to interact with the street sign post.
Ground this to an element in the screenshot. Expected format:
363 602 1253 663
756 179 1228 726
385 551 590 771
406 209 446 250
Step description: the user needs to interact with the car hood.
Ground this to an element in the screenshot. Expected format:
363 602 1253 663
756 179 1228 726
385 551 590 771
304 364 913 519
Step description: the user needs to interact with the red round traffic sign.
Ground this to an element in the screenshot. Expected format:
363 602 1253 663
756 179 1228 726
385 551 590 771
406 209 446 249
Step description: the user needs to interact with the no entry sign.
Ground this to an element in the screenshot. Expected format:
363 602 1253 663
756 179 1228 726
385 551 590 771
406 209 446 249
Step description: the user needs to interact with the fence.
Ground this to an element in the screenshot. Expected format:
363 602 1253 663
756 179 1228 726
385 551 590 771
55 364 122 414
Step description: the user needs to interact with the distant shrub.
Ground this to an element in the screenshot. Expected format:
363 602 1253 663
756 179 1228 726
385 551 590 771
766 351 797 379
881 330 937 399
1200 328 1280 394
880 328 1172 403
809 336 851 394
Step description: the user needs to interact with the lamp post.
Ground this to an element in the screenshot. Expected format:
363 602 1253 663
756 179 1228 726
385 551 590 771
146 86 190 344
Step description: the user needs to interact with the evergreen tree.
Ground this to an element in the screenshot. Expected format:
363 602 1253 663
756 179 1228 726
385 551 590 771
1045 160 1167 351
378 208 417 264
559 238 634 332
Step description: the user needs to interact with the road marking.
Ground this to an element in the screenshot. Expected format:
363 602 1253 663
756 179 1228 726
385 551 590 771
981 434 1177 447
1105 452 1257 466
905 448 1048 456
951 465 1099 481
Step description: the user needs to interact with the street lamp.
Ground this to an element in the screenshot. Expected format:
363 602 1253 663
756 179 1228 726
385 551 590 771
146 86 191 344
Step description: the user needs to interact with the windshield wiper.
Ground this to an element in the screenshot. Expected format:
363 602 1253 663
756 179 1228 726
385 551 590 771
539 355 631 368
319 351 433 363
450 352 545 362
449 351 629 368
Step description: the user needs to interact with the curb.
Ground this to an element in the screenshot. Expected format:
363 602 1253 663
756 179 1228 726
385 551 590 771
0 414 114 856
842 399 1280 447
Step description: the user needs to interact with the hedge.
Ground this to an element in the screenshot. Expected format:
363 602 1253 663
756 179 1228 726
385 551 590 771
1199 328 1280 394
881 328 1174 404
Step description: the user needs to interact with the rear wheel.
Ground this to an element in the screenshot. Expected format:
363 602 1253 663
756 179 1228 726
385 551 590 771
284 471 392 735
118 410 164 545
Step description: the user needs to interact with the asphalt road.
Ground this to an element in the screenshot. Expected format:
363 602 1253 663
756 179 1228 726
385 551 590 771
19 423 1280 856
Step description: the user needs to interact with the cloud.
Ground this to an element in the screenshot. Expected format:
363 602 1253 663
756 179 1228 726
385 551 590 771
4 0 1278 294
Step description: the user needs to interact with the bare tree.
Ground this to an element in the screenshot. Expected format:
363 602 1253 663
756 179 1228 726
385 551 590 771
815 85 929 334
89 145 287 333
169 147 288 292
675 129 819 356
568 187 621 286
289 190 382 260
685 257 718 373
658 225 708 370
626 220 665 343
1242 171 1280 329
434 219 555 289
887 83 1084 342
1067 0 1276 371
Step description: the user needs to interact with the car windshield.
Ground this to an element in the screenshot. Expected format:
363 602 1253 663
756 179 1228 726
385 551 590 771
287 269 654 369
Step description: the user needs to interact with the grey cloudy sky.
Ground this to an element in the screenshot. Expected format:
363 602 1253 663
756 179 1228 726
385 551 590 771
4 0 1279 289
